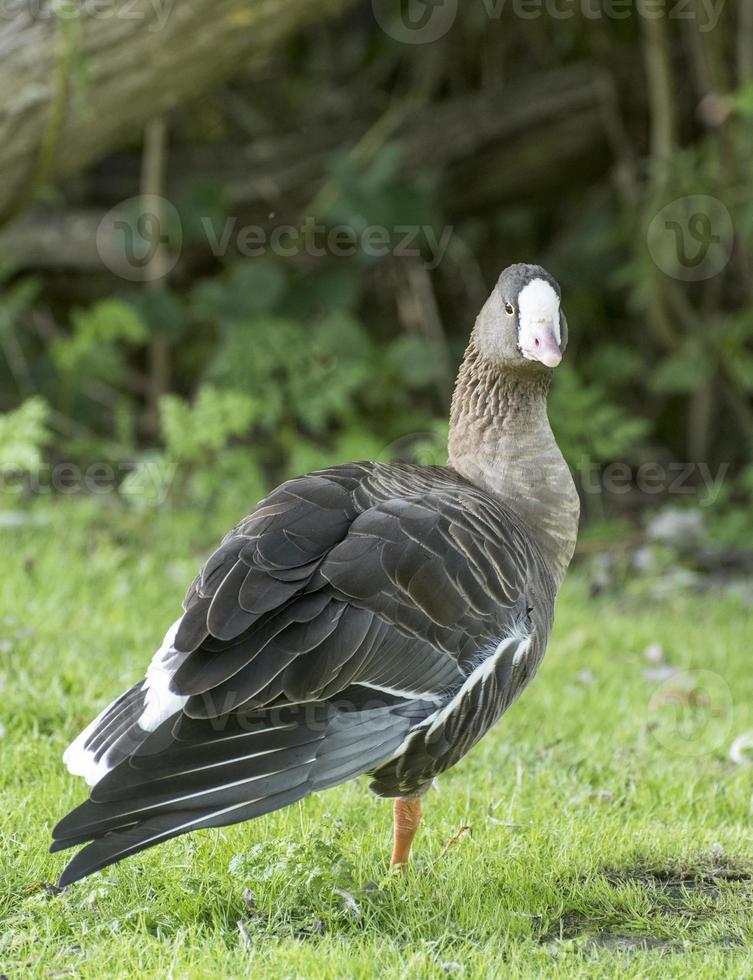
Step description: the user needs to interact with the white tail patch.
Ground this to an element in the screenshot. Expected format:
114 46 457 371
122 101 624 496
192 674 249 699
63 616 189 786
139 618 189 731
63 687 146 786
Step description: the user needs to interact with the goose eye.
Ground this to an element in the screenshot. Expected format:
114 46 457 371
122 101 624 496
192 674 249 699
504 302 515 316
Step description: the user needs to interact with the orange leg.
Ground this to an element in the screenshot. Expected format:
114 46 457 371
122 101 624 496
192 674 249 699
390 798 422 871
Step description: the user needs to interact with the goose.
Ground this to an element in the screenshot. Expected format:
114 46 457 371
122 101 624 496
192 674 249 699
52 263 580 887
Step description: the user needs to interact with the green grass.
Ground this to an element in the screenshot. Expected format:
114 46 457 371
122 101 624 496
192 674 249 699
2 500 753 978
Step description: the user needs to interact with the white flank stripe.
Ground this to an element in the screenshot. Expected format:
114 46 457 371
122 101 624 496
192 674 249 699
391 626 532 753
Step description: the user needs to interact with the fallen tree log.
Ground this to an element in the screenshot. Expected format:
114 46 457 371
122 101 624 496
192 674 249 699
0 0 354 224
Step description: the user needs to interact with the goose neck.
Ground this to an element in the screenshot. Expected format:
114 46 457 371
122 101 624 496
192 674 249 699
447 339 579 585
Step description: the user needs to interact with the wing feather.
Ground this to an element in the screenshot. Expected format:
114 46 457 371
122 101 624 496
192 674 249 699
55 462 556 887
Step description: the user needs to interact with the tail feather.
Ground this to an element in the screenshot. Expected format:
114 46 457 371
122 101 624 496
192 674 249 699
52 747 322 845
62 619 190 788
84 684 145 756
91 725 320 801
56 774 324 888
52 702 429 887
63 683 150 786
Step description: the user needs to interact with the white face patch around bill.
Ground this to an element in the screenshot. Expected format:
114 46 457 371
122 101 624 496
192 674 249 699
516 278 561 361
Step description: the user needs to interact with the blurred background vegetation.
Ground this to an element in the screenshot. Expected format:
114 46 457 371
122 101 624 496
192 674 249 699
0 0 752 557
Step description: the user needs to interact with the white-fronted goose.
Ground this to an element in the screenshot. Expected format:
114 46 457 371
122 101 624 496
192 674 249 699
52 263 580 886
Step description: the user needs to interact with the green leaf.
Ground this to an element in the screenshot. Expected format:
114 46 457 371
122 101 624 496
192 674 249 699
160 386 257 462
0 397 50 473
651 350 712 394
550 365 648 466
192 261 287 326
120 451 175 511
728 83 753 117
53 300 148 384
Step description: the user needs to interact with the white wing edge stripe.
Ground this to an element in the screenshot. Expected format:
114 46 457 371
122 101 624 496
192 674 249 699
355 681 442 702
65 616 187 785
113 737 323 787
169 721 299 747
79 757 318 828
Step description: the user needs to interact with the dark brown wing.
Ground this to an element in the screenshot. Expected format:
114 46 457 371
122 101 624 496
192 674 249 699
168 462 539 716
52 461 554 886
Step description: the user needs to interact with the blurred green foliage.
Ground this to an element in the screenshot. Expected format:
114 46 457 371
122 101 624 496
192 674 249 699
0 4 751 543
0 396 49 474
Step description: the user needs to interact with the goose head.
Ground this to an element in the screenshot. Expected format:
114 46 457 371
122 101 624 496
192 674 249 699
473 263 567 371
